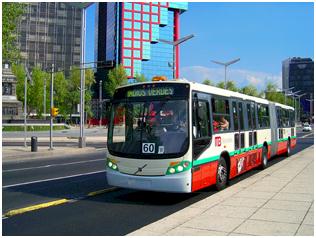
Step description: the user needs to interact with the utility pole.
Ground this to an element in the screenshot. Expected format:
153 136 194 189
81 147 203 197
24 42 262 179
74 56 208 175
49 64 54 150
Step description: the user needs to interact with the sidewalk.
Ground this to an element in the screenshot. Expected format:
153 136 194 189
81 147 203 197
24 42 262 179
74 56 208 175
129 146 314 236
2 136 107 162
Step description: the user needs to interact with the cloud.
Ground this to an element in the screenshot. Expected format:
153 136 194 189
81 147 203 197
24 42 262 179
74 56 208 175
180 66 282 90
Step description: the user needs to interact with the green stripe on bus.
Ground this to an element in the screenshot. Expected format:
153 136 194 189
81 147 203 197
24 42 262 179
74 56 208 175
193 155 220 166
194 141 274 167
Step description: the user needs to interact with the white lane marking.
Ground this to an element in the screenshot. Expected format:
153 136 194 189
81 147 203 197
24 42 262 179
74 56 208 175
298 132 314 139
3 159 105 173
3 170 106 189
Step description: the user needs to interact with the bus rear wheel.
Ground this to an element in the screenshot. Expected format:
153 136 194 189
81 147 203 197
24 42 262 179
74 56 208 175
286 140 291 157
216 157 228 191
260 146 268 170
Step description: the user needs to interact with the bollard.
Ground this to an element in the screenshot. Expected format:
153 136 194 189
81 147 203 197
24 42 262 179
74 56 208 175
31 136 38 152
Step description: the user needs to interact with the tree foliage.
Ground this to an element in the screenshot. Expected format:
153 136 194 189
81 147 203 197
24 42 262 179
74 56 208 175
134 72 147 83
202 79 213 86
105 64 128 97
239 85 259 97
2 2 26 62
216 80 239 92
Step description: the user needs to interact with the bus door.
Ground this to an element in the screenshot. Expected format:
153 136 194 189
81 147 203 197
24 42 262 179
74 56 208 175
246 101 258 169
191 92 213 192
269 103 278 157
232 100 246 176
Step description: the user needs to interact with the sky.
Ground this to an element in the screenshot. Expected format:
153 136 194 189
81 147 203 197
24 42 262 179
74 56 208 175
85 2 314 90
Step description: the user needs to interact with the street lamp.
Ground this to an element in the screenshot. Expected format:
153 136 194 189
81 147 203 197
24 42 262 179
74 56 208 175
24 65 32 148
294 93 306 122
69 3 93 148
306 93 314 122
211 58 240 89
158 34 194 79
282 87 294 105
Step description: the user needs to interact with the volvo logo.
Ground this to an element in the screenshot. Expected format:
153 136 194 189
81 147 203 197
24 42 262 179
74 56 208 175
134 164 147 175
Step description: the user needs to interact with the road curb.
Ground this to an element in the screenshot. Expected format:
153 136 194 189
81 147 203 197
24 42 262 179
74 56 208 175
2 147 102 163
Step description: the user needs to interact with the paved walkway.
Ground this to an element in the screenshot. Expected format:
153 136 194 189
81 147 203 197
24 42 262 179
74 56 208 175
2 136 106 162
129 146 314 236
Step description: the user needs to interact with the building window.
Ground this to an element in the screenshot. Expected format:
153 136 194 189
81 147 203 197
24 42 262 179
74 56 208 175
134 13 141 21
123 58 131 67
143 23 149 30
124 11 132 19
134 40 140 48
2 82 12 96
134 50 140 58
124 20 132 29
124 3 132 10
152 6 158 13
143 32 149 40
134 3 141 11
143 14 149 21
123 40 132 48
124 30 132 38
134 22 141 30
143 5 150 12
123 49 132 57
134 31 141 39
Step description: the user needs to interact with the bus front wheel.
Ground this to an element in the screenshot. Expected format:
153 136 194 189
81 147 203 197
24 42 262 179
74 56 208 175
216 157 228 191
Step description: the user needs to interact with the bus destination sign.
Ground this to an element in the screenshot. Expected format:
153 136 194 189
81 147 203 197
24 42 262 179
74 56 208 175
127 87 174 98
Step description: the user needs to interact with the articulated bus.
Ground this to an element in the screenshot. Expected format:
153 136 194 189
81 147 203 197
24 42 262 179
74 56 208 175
106 80 296 193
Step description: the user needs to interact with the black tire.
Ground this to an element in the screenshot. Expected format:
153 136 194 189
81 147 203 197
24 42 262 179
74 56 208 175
286 140 291 157
216 157 228 191
260 146 268 170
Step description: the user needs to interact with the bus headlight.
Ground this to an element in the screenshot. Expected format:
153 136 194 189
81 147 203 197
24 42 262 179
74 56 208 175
107 158 119 171
166 161 191 175
169 168 176 174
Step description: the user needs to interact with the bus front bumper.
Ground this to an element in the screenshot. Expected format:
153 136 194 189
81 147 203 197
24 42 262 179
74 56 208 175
106 169 192 193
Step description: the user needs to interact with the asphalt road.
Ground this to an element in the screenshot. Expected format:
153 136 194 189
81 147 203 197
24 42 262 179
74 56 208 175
2 131 314 235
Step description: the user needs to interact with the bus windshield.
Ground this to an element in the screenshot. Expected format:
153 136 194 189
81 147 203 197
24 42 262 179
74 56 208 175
108 99 189 159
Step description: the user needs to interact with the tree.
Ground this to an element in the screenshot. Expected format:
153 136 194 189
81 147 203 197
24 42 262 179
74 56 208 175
134 72 147 83
64 67 95 120
84 69 96 118
28 67 48 116
2 3 25 62
202 79 213 86
105 64 128 97
239 85 259 97
264 82 294 106
12 64 26 103
216 80 239 92
53 72 68 117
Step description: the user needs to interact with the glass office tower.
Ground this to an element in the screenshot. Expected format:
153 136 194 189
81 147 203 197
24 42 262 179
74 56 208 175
95 2 188 96
282 57 314 120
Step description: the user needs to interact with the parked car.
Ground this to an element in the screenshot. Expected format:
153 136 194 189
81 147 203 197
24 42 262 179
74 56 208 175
303 124 312 132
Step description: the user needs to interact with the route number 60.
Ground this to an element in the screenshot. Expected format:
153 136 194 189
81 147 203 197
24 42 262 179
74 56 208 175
142 143 155 153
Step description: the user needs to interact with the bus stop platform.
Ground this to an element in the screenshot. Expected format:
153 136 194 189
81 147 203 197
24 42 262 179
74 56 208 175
129 146 314 236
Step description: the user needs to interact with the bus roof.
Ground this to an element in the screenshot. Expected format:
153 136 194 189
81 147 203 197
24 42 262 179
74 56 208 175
115 79 294 110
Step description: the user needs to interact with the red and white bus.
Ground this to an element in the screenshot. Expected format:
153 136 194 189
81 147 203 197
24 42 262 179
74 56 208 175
106 80 296 193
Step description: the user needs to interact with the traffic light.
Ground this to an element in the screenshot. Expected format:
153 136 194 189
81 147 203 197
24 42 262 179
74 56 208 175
51 107 59 117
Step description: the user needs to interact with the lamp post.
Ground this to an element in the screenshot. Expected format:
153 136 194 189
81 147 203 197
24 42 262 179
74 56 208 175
158 34 194 79
69 3 93 148
306 93 314 123
295 93 306 123
211 58 240 89
24 66 32 148
99 80 102 127
282 87 294 105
